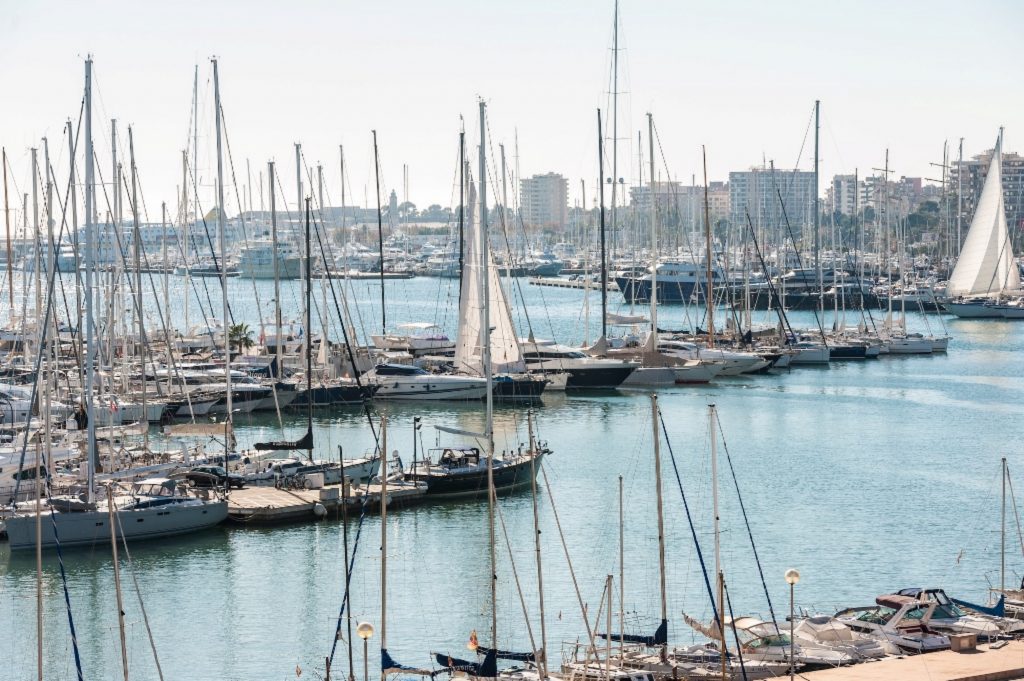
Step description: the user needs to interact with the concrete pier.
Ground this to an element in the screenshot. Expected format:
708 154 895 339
800 640 1024 681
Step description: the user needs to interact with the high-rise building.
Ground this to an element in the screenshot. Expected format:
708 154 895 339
729 167 815 232
519 173 568 230
828 174 860 216
951 148 1024 236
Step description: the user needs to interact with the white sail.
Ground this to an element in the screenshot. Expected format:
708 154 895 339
947 135 1020 297
455 182 525 374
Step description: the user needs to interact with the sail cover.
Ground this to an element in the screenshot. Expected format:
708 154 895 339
947 137 1020 297
455 182 526 375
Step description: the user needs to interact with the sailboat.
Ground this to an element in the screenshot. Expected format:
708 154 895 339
406 104 547 500
4 58 228 551
945 132 1021 318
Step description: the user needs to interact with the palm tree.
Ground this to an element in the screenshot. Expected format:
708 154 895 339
228 323 255 356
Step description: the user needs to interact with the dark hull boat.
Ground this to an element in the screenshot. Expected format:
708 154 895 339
407 446 546 500
492 374 547 399
294 382 377 406
828 344 868 360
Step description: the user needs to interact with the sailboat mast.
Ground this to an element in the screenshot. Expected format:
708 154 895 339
647 114 658 338
597 109 608 339
478 99 497 650
129 127 148 450
372 131 386 334
305 198 314 459
458 130 465 301
84 56 98 503
528 412 548 678
710 404 726 680
618 474 625 653
269 161 282 381
650 394 668 662
1002 456 1007 596
108 486 130 681
610 0 619 260
213 58 232 483
956 138 963 255
703 147 715 348
379 412 389 680
2 148 12 309
814 100 821 310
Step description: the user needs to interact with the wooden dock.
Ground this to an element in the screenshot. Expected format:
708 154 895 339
227 481 425 523
800 640 1024 681
529 276 618 291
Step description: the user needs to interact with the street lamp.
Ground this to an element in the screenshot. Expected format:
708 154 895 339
356 621 375 681
785 569 800 680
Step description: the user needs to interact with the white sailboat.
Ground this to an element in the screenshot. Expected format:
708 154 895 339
455 176 547 398
945 132 1021 317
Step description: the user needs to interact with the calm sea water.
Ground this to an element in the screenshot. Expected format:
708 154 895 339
1 273 1020 681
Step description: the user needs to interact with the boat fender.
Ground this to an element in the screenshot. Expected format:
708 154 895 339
313 502 327 518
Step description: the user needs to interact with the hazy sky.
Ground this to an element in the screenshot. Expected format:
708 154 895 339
1 0 1021 220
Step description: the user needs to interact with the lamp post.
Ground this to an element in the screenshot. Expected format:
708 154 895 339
785 569 800 680
356 621 375 681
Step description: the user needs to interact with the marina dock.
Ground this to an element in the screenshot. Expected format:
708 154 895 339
529 276 619 291
226 481 425 522
801 641 1024 681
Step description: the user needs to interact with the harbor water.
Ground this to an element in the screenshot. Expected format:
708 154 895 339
0 274 1019 680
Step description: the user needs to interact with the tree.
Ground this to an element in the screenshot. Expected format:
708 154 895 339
228 323 255 356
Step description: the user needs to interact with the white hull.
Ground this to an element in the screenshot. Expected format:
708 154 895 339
790 346 831 364
372 376 488 401
4 499 228 550
885 337 934 354
945 301 1002 318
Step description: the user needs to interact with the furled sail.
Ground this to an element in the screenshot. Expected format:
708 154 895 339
455 181 526 375
947 135 1020 297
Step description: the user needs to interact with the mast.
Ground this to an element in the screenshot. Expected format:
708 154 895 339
710 404 726 680
618 474 624 654
305 198 313 459
372 131 386 334
161 203 168 322
379 412 389 681
956 138 963 256
647 114 658 340
31 147 39 340
479 99 498 650
458 130 465 301
814 100 821 310
597 109 608 339
703 147 715 348
2 148 12 309
213 58 232 486
108 486 130 681
182 150 190 334
1002 456 1007 596
84 57 98 503
650 394 668 662
128 127 147 450
528 412 548 678
610 0 619 259
269 161 282 380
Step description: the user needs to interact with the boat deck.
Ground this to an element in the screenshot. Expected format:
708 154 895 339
800 640 1024 681
226 481 424 522
528 276 618 291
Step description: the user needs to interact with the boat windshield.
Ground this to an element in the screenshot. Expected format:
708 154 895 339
857 607 895 625
744 634 790 648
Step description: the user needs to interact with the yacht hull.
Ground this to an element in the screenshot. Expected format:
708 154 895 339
4 500 228 550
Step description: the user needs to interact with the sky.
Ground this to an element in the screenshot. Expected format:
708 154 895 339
0 0 1021 221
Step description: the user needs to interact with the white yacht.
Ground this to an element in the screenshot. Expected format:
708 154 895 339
371 323 455 355
4 478 228 550
834 594 950 655
656 339 769 375
365 363 488 400
238 239 304 279
520 339 635 388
